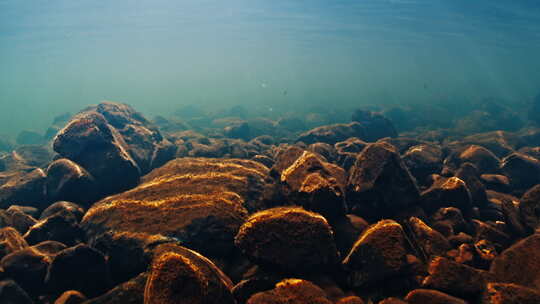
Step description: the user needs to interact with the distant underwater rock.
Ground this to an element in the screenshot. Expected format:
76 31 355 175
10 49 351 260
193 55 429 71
351 109 398 141
297 122 369 145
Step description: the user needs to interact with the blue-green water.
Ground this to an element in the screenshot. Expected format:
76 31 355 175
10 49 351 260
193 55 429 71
2 0 540 138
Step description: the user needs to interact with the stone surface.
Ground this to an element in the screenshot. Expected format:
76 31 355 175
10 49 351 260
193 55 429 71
246 279 332 304
53 111 141 197
45 244 111 298
235 207 339 272
54 290 87 304
0 279 34 304
519 184 540 232
500 152 540 191
405 289 467 304
82 158 269 257
144 243 235 304
420 177 472 218
45 159 97 206
297 122 368 145
408 217 451 258
0 169 47 209
0 227 28 259
1 247 50 295
422 257 490 298
347 142 420 220
342 220 408 287
482 283 540 304
490 234 540 290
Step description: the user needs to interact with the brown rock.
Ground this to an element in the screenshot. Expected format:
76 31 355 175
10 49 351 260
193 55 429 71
144 243 235 304
82 158 269 257
296 122 368 145
0 168 47 209
421 177 472 218
422 257 490 297
84 272 147 304
482 283 540 304
402 144 443 185
405 289 467 304
235 207 339 272
54 290 87 304
490 234 540 290
53 111 141 197
481 174 511 193
500 152 540 191
342 220 408 287
347 142 420 220
457 145 500 174
45 158 97 206
0 227 28 259
408 217 451 258
336 295 365 304
246 278 332 304
519 184 540 232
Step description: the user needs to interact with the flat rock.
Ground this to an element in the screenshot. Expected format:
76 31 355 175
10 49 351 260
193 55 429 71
82 158 269 257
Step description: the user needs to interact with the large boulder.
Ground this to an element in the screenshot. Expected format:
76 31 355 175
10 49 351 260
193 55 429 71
82 158 270 258
0 169 47 209
246 279 332 304
45 159 98 206
52 101 176 198
347 142 420 220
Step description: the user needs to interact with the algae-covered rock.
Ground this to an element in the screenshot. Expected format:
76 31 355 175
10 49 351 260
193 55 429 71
235 207 339 272
144 243 235 304
82 158 269 257
246 278 332 304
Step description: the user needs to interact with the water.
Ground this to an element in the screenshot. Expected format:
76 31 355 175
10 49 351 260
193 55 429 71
2 0 540 138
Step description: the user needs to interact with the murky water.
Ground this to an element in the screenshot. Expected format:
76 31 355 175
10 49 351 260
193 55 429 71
2 0 540 138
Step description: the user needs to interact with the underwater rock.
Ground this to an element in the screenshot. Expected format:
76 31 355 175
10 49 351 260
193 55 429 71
347 142 420 221
500 152 540 192
420 176 472 218
489 234 540 290
82 158 269 257
0 208 38 235
40 201 85 222
54 290 87 304
342 220 408 288
455 163 488 208
0 280 34 304
32 240 67 258
454 145 500 174
308 142 338 163
144 243 235 304
224 121 251 140
13 145 54 168
459 131 524 158
279 150 347 219
519 184 540 232
422 256 491 298
335 296 365 304
24 211 83 246
83 272 147 304
235 207 339 273
45 159 97 206
1 247 50 295
483 283 540 304
351 109 398 142
405 289 467 304
0 227 28 259
0 168 47 210
0 137 13 153
402 143 443 185
296 122 368 145
246 278 332 304
480 174 510 193
16 130 46 146
275 116 306 132
45 244 111 298
408 217 451 258
53 111 141 197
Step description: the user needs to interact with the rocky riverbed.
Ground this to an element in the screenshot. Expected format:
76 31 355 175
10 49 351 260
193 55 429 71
1 100 540 303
